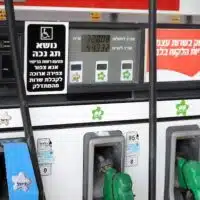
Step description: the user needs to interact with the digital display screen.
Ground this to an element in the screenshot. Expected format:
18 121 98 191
71 64 82 71
122 63 132 69
81 35 110 52
97 64 107 70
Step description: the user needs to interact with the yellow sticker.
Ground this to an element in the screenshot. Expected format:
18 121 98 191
171 15 181 23
90 12 101 21
0 9 6 21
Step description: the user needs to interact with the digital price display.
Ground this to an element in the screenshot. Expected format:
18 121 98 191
81 35 110 52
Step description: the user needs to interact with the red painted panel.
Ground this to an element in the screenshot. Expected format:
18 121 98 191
2 0 179 11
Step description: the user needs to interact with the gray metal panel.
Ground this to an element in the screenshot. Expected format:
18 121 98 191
164 125 200 200
8 9 188 23
83 131 125 200
69 29 141 85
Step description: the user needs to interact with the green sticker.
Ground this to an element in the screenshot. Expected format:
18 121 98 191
123 70 131 80
92 107 104 120
72 73 80 82
176 100 189 116
97 72 105 81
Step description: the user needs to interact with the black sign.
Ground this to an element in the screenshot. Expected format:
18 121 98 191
26 24 66 92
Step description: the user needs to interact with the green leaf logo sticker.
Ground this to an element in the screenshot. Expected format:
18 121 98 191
97 72 105 81
92 107 104 120
72 73 80 82
123 70 131 80
176 100 189 116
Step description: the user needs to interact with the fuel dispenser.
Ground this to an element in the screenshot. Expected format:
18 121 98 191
2 0 200 200
83 131 134 200
0 13 147 200
0 1 144 199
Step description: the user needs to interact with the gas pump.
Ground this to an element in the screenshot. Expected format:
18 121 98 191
0 9 148 200
2 0 200 200
0 0 145 199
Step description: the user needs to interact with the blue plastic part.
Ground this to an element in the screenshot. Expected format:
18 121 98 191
3 142 39 200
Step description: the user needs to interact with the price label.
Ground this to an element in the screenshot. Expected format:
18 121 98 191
126 154 138 167
127 131 139 144
126 131 140 154
40 164 52 176
126 131 140 167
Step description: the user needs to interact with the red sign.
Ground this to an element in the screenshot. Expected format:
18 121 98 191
146 29 200 77
1 0 179 11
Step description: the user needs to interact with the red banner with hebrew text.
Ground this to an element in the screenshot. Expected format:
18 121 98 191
146 29 200 82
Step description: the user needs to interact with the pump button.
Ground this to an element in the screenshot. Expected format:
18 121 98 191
95 61 108 82
69 61 83 84
120 60 133 81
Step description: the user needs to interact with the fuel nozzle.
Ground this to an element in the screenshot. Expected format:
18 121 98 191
95 155 113 173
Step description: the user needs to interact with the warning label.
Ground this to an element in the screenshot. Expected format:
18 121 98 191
37 138 54 176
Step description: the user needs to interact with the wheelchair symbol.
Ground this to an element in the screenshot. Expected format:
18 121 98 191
40 27 53 41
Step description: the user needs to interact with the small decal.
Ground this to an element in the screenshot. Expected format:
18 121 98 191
12 172 31 192
127 143 140 154
40 164 52 176
123 70 131 80
0 112 12 126
95 61 108 82
37 138 54 176
72 73 81 82
37 138 52 152
40 27 53 41
69 62 83 84
126 131 140 167
92 106 104 120
0 9 6 21
171 15 181 23
126 154 138 167
97 72 106 81
176 100 189 116
90 12 101 21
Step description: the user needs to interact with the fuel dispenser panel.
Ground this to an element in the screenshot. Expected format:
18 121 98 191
83 131 125 200
0 22 24 97
68 28 142 87
1 22 145 99
164 125 200 200
0 37 14 81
